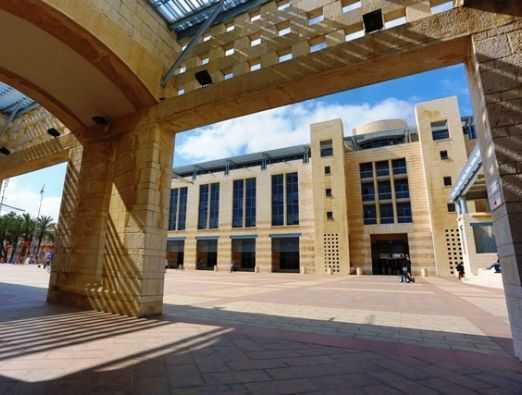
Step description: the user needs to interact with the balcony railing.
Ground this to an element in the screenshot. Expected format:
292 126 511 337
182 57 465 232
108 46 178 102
376 169 389 177
362 194 375 201
360 170 373 179
378 192 392 200
398 215 412 223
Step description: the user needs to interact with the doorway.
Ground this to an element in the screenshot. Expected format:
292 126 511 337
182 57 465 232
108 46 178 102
272 237 300 273
196 239 217 270
231 238 256 272
371 234 410 275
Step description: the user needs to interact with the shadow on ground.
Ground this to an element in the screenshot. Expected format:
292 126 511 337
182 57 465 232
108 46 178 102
1 282 522 395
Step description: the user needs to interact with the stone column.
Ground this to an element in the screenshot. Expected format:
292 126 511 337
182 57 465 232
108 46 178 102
469 19 522 358
217 237 232 272
48 120 173 317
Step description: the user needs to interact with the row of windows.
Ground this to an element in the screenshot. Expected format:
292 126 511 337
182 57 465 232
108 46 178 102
361 178 410 202
166 237 301 273
359 158 407 179
363 202 412 225
171 173 300 231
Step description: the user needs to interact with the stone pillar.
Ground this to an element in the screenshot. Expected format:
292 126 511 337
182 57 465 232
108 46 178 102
184 238 197 270
218 237 232 272
469 19 522 358
48 120 173 317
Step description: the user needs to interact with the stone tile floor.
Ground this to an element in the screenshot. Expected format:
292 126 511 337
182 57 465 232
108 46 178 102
1 265 521 394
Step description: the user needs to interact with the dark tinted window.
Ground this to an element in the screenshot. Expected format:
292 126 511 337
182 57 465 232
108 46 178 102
272 174 285 225
209 183 220 228
198 184 209 229
232 179 244 228
286 172 299 225
245 178 256 227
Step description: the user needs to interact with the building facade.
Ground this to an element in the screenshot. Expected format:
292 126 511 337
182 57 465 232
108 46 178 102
168 96 476 276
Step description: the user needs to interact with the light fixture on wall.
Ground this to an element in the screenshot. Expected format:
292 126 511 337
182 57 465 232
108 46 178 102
363 9 384 33
195 70 213 87
0 147 11 155
47 128 61 138
92 115 112 126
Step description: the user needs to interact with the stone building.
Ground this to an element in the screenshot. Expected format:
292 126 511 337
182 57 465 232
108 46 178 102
168 96 477 276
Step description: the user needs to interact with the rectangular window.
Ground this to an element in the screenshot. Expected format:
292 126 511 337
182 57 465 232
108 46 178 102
447 203 456 213
397 202 412 223
308 9 324 25
245 178 256 227
209 183 220 228
272 174 285 225
250 62 261 72
392 158 407 175
394 178 410 199
342 0 362 13
286 172 299 225
472 223 498 253
310 41 326 53
166 240 184 268
169 188 178 231
325 166 331 175
361 182 375 201
198 184 209 229
378 180 392 200
346 29 365 42
360 162 373 179
376 161 389 177
232 179 244 228
326 211 334 221
444 176 452 186
178 188 187 230
384 16 406 29
431 120 450 140
225 46 234 56
278 52 292 62
272 237 300 272
196 239 217 270
320 139 333 157
440 150 449 160
363 205 377 225
277 0 290 11
380 203 394 224
232 238 256 271
325 188 332 197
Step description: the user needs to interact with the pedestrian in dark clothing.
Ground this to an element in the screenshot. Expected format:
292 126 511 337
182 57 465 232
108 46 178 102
456 263 465 280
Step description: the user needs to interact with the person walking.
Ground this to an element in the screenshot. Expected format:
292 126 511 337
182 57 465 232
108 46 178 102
456 262 465 280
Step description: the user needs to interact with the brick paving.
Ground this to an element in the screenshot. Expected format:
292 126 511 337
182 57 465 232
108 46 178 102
0 265 521 394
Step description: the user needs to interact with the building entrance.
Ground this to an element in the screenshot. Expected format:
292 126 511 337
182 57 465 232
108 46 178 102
196 239 217 270
272 237 300 273
231 238 256 272
371 234 410 275
166 240 184 269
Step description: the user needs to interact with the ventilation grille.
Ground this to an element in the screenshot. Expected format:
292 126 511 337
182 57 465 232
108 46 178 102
445 228 463 275
323 233 340 273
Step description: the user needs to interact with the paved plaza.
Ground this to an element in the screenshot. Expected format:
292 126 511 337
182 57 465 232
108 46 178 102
1 265 521 394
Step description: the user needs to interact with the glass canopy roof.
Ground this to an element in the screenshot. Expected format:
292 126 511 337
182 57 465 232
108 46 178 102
149 0 257 32
0 82 35 117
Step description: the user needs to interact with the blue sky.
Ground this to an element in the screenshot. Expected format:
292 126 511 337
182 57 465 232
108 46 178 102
3 63 471 221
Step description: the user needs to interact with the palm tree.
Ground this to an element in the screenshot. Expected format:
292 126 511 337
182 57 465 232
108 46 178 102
35 216 55 259
20 213 35 260
6 214 23 263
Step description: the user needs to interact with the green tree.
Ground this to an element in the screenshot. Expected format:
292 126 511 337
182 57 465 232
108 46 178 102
35 216 56 258
19 213 36 259
6 214 24 263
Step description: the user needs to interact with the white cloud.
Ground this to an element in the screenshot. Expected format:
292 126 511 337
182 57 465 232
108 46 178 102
0 179 62 221
175 98 414 164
